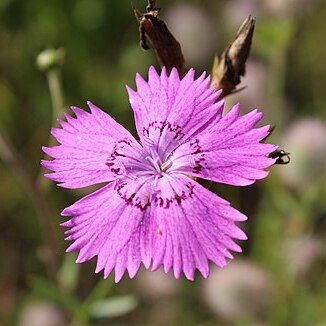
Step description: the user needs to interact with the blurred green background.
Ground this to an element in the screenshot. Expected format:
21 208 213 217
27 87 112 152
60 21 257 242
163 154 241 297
1 0 326 325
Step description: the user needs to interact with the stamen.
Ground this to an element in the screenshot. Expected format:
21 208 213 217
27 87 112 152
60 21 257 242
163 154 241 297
190 156 196 168
153 175 159 188
145 156 161 174
143 135 162 166
149 176 161 201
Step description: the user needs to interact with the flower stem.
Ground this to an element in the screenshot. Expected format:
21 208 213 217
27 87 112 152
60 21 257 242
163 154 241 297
47 68 64 120
70 278 114 326
37 67 65 190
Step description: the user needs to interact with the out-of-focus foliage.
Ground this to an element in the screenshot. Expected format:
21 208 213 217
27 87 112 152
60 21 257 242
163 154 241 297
0 0 325 325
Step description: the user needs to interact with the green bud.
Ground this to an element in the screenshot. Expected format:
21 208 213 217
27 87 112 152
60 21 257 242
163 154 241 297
36 48 65 71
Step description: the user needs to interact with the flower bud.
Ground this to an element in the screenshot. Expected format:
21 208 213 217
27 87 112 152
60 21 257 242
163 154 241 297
36 48 65 72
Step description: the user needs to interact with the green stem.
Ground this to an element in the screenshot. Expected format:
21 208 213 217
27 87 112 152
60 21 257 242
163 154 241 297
47 68 64 119
37 67 65 190
70 278 114 326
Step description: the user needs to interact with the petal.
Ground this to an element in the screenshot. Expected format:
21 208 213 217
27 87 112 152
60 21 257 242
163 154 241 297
61 181 151 282
170 106 277 186
61 173 248 281
42 102 136 188
126 66 223 155
148 175 247 280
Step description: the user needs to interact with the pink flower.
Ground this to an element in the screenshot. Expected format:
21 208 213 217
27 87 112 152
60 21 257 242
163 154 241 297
42 67 276 282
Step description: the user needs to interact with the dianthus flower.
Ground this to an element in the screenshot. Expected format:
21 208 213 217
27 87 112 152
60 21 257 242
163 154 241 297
42 67 276 282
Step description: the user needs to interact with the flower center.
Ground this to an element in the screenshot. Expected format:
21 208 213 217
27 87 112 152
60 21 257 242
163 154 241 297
105 135 195 210
144 156 174 175
142 131 179 176
106 137 175 180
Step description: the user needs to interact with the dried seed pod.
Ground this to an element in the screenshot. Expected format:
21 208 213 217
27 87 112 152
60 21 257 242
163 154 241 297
134 1 186 77
210 15 255 96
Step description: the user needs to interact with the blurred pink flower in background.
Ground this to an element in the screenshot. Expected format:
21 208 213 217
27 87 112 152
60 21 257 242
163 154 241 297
277 118 326 190
224 0 259 28
20 301 67 326
135 268 180 299
164 4 215 65
225 59 268 112
263 0 317 17
135 268 180 326
202 259 271 322
282 235 323 278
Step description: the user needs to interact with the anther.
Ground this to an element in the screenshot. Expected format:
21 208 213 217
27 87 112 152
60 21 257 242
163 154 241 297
160 159 172 171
